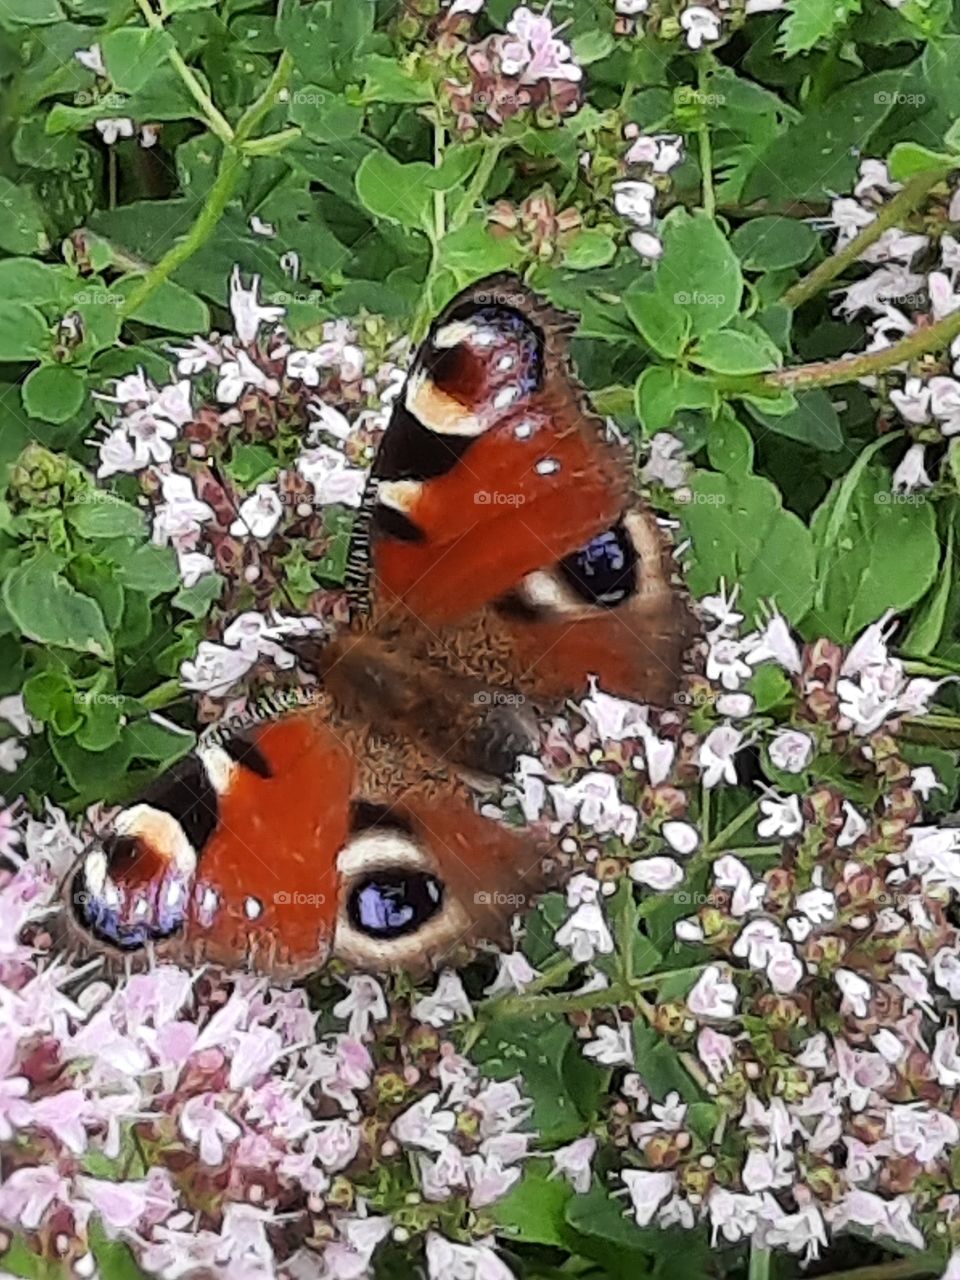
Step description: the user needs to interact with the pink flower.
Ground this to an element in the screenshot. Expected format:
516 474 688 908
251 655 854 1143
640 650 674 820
550 1136 596 1193
501 7 582 84
687 965 738 1020
622 1169 675 1226
179 1093 242 1165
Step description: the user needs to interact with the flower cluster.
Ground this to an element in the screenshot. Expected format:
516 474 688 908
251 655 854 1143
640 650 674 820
613 0 787 50
823 157 960 490
476 571 960 1268
442 5 583 131
0 814 532 1278
90 268 408 697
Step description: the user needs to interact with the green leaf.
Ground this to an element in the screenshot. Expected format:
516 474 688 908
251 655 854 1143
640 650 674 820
887 141 954 180
691 329 781 375
360 53 434 104
289 90 364 144
561 228 617 270
114 277 210 335
21 365 87 423
0 302 49 361
810 461 940 640
494 1161 573 1247
624 287 690 359
102 27 171 92
635 367 719 432
0 0 63 22
902 517 953 657
742 70 908 203
748 388 844 451
649 209 743 337
779 0 860 57
108 542 180 597
679 469 816 623
3 554 113 660
730 217 820 271
707 411 755 475
66 495 145 539
355 152 433 234
0 176 49 255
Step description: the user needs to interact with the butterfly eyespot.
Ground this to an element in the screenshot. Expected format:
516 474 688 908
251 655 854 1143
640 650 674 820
70 837 191 952
559 519 639 608
347 871 443 939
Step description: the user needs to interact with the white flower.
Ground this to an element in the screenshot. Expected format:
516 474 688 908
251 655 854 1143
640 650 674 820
75 44 106 75
622 1169 675 1226
629 230 663 259
151 473 215 547
680 4 721 47
550 772 638 842
716 692 754 718
892 443 932 493
425 1234 514 1280
890 376 932 425
757 793 802 839
310 402 352 441
707 637 752 690
580 679 648 741
96 118 135 145
392 1094 456 1154
697 725 744 788
216 349 279 405
501 6 583 84
483 952 540 996
0 695 38 737
911 765 945 800
229 266 284 347
675 917 704 943
768 729 813 773
613 180 657 228
745 612 802 674
550 1136 596 1193
583 1018 634 1070
626 134 684 174
830 197 876 244
169 336 222 376
566 873 601 908
180 642 255 696
412 971 474 1027
97 425 141 477
333 975 388 1039
629 857 684 890
176 548 215 588
714 854 765 916
733 919 783 969
616 0 649 12
687 965 738 1020
641 434 688 489
766 941 804 994
795 869 836 925
297 445 367 508
230 484 284 540
662 820 699 855
697 1027 735 1081
0 740 26 774
930 375 960 434
700 582 743 634
555 901 614 963
837 801 868 847
836 968 871 1017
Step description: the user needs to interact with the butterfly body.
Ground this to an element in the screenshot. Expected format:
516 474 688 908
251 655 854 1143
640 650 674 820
65 274 695 980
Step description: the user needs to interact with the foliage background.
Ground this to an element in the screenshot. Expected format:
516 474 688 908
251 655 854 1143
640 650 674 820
4 0 960 1277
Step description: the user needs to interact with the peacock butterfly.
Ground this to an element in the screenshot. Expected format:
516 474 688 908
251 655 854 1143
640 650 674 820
64 274 695 981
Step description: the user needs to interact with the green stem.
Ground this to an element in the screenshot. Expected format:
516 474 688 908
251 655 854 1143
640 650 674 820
782 165 952 310
138 679 190 712
748 1246 772 1280
727 298 960 395
696 58 715 218
433 120 446 244
235 49 295 143
706 800 759 852
449 138 508 232
119 147 243 318
136 0 235 144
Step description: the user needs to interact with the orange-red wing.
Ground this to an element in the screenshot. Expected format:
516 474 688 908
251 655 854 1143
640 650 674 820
365 274 630 624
